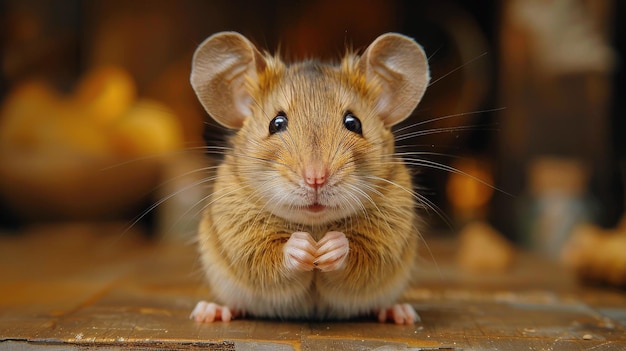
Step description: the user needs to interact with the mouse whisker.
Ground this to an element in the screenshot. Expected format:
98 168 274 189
394 107 505 134
398 157 511 196
121 173 219 236
350 180 395 231
250 180 291 220
428 52 488 88
363 174 453 230
350 180 397 234
342 182 371 213
392 145 465 154
339 185 374 236
388 151 462 160
100 145 233 171
173 171 260 227
394 124 498 143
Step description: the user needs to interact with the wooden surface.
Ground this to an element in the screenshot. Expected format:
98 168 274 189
1 222 625 350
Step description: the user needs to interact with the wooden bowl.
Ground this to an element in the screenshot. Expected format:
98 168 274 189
0 152 161 221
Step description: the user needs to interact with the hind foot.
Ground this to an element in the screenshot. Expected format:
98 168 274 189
190 301 238 323
376 303 420 325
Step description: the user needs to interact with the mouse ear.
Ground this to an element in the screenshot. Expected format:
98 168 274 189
190 32 266 129
359 33 430 127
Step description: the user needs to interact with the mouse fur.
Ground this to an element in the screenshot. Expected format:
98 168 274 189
189 31 430 324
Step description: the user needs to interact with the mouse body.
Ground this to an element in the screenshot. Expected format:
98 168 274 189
189 32 430 324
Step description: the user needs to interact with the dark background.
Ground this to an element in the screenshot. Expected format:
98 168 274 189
0 0 623 246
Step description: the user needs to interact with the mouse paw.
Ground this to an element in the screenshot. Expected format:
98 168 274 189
283 232 317 272
315 231 349 272
376 303 420 325
190 301 236 323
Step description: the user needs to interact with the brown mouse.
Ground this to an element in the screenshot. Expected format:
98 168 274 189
188 31 430 324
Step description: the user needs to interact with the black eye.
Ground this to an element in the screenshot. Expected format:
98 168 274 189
269 111 288 135
343 111 362 135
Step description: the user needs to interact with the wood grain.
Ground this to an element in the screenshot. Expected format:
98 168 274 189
1 223 625 350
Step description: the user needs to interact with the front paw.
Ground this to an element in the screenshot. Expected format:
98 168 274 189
283 231 317 272
315 231 349 272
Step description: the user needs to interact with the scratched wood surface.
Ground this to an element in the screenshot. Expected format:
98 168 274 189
1 222 625 350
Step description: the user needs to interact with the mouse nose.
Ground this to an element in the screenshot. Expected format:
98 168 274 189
303 164 328 189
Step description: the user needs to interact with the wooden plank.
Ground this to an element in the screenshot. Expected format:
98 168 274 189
1 223 626 350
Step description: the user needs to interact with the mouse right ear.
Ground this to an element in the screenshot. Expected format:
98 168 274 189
359 33 430 127
191 32 266 129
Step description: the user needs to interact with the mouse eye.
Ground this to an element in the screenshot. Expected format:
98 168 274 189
343 111 362 135
269 111 288 135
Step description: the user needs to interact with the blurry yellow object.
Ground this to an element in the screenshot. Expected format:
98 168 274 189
446 158 494 221
0 81 112 157
0 81 58 151
0 65 184 221
561 221 626 286
0 65 183 158
113 100 183 157
457 220 516 273
74 66 136 125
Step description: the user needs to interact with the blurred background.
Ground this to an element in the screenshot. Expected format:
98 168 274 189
0 0 624 266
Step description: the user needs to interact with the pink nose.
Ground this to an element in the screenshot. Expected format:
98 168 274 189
304 165 328 189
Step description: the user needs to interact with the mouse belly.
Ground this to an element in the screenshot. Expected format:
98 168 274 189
195 189 419 322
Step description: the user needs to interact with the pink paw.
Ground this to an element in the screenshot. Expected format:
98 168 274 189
376 303 420 325
190 301 235 323
283 232 317 271
315 231 349 272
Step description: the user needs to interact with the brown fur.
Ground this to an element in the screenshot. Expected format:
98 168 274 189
191 32 430 320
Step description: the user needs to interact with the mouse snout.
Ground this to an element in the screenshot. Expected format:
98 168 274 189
303 163 328 189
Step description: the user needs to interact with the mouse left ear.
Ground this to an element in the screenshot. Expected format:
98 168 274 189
190 32 267 129
359 33 430 127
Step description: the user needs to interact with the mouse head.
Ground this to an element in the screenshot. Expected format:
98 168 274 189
191 32 429 226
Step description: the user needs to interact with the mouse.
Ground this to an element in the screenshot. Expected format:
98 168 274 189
188 31 430 324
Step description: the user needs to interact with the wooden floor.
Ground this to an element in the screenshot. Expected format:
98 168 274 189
1 222 625 350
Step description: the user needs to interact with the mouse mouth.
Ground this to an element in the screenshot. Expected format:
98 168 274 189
305 203 326 213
